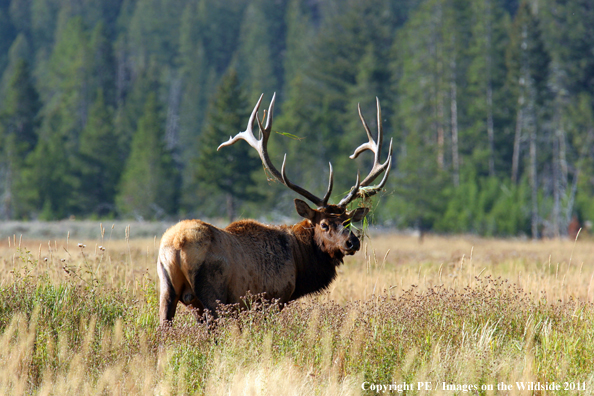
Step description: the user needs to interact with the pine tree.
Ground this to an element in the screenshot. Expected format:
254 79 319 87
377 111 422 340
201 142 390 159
236 1 279 98
0 33 32 98
0 59 40 219
466 0 511 177
19 109 78 219
541 0 594 99
88 22 116 107
506 0 551 238
278 0 397 198
0 4 16 79
114 58 161 164
40 15 90 152
116 92 178 219
283 0 314 93
30 0 59 57
77 89 121 216
126 0 188 69
193 69 261 221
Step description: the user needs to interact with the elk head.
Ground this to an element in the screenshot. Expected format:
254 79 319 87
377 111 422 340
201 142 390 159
218 94 393 258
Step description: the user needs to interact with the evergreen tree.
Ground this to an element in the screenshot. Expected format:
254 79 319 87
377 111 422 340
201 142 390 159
236 1 279 98
76 89 121 216
0 59 40 218
116 92 178 219
114 57 161 164
194 69 261 221
390 0 453 230
0 33 32 98
0 4 16 79
39 15 90 150
466 0 511 177
177 1 218 212
88 22 116 107
541 0 594 99
391 130 449 233
391 0 448 174
0 0 593 233
126 0 186 69
506 0 551 238
30 0 59 55
20 109 78 219
278 0 396 198
283 0 314 93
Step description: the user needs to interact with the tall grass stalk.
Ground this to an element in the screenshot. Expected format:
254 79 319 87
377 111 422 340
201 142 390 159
0 233 592 394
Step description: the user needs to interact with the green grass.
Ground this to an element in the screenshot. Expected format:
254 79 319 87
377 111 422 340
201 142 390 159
0 234 593 394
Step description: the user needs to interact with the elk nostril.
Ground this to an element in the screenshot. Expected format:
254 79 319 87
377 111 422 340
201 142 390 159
345 240 354 250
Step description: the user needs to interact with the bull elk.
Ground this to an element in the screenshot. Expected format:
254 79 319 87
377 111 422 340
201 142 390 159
157 94 392 325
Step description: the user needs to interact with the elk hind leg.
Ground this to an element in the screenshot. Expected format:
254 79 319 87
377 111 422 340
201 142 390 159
158 264 179 327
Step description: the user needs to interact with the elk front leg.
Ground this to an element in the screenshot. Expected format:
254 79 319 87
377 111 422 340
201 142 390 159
180 285 205 323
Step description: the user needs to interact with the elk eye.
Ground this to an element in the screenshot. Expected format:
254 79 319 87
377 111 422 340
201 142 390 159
320 222 329 231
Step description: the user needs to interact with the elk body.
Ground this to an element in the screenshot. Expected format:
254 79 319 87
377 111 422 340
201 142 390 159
157 94 392 326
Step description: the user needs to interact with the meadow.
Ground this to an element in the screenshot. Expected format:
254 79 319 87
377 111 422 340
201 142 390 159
0 224 593 395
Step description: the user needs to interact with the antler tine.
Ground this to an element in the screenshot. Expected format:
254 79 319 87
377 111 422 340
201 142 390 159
218 93 264 151
321 163 334 206
359 150 392 199
337 171 360 207
339 98 393 207
255 92 276 142
356 98 390 187
350 103 375 160
218 93 285 182
264 92 275 132
219 93 333 208
281 155 333 208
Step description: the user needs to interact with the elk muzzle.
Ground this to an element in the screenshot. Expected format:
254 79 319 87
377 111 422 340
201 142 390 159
343 232 361 255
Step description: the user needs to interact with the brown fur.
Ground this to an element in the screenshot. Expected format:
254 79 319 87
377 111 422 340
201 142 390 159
157 201 367 325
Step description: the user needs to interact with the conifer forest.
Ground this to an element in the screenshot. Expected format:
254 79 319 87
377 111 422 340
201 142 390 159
0 0 593 238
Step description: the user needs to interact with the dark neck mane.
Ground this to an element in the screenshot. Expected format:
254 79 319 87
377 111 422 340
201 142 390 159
285 220 344 300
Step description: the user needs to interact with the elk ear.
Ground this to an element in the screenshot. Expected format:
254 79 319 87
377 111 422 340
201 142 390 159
294 199 317 221
349 207 369 223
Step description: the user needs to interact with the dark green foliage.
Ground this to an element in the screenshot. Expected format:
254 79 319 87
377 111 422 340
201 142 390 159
0 59 39 150
436 174 530 235
76 90 121 217
194 69 262 221
541 0 594 98
0 4 17 78
0 59 40 219
116 93 179 219
0 0 593 235
20 121 78 220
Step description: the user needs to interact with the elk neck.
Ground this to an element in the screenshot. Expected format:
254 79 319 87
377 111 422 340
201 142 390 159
286 219 344 300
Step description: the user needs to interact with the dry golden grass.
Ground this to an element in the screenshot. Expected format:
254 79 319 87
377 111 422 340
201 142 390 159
323 233 594 303
0 228 593 395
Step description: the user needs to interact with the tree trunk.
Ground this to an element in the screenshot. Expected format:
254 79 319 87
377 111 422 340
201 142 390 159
450 52 459 187
511 107 522 184
165 76 182 155
529 116 538 240
486 0 495 177
487 83 495 177
437 89 445 170
552 133 560 238
431 7 444 171
226 193 235 222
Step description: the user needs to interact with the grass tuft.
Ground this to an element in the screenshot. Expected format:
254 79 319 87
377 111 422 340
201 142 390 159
0 233 592 394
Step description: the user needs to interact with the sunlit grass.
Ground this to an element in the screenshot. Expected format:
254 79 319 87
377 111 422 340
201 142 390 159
0 229 593 395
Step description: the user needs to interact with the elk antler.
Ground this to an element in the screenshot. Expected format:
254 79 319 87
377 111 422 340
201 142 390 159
338 97 393 207
218 93 333 208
